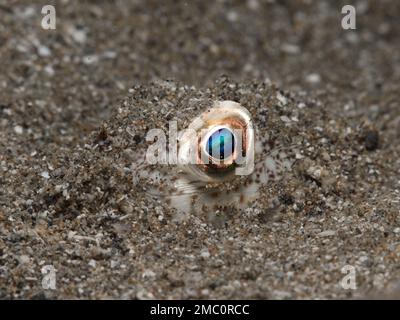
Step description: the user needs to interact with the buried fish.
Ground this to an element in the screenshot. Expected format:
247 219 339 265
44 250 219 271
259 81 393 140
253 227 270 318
133 100 299 218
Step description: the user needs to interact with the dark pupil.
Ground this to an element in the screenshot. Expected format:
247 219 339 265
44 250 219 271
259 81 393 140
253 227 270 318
206 128 235 160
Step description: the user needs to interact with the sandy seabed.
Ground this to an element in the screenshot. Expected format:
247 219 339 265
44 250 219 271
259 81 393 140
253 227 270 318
0 1 399 299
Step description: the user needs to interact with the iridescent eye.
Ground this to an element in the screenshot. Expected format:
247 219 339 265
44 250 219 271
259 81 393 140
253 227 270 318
178 100 254 182
205 126 235 160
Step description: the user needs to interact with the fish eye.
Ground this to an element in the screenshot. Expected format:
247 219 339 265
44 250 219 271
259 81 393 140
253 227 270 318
177 100 254 182
204 126 235 160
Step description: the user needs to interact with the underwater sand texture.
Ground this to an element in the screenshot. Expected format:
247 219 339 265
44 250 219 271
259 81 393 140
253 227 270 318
2 78 400 299
0 1 400 298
